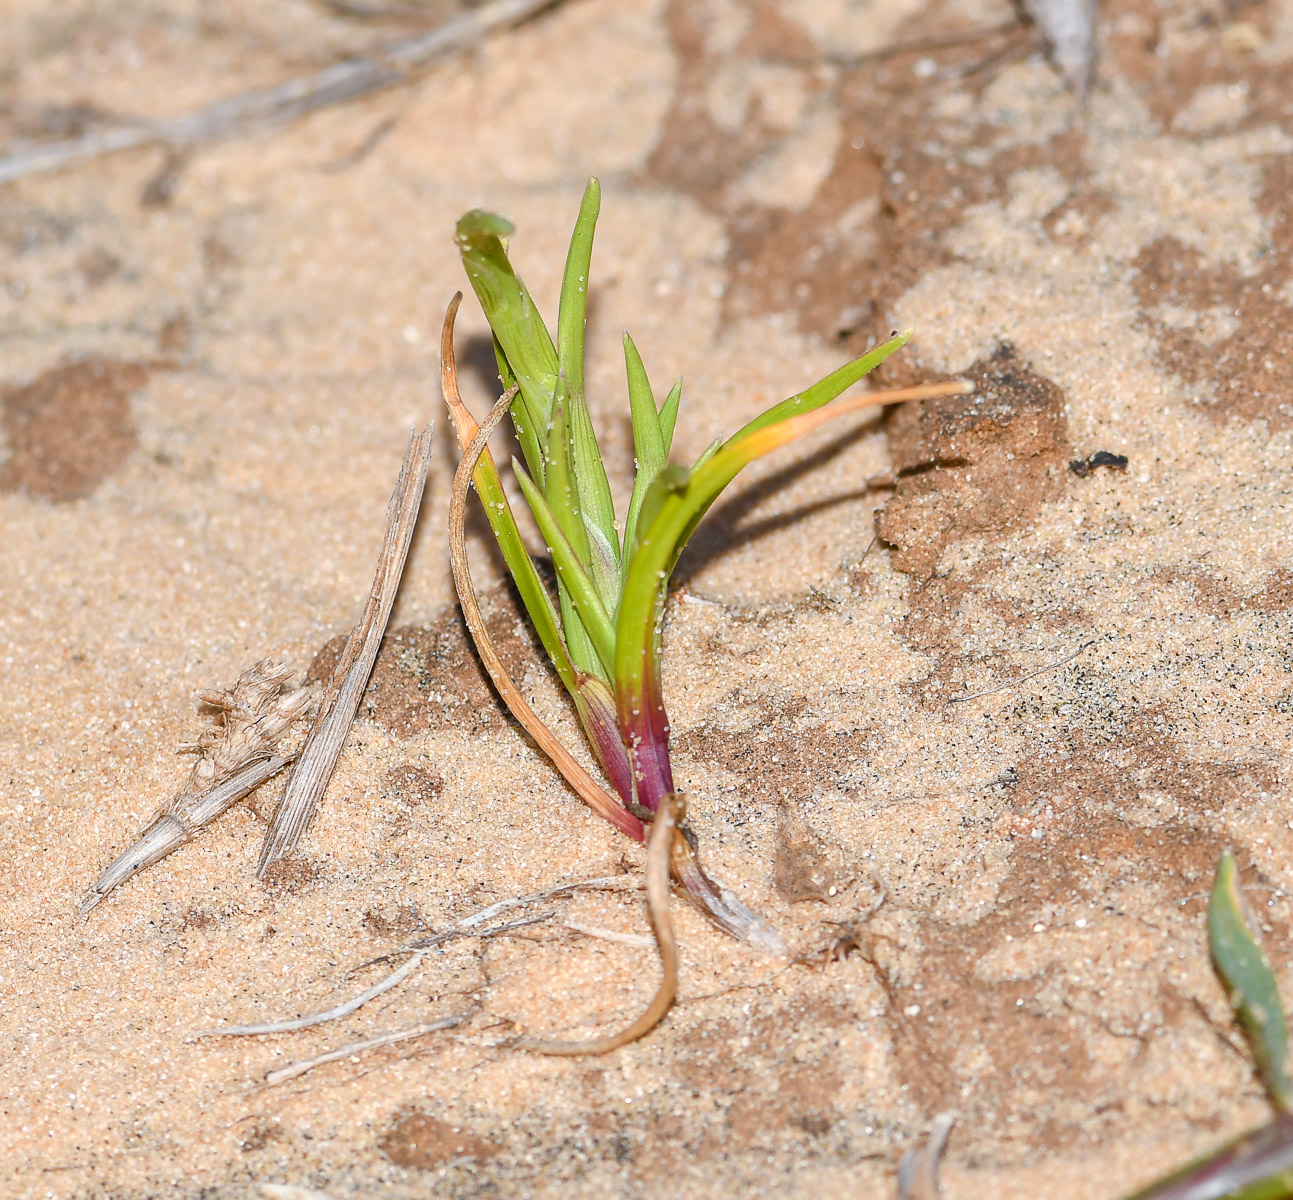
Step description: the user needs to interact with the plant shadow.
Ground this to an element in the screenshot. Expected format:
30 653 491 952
673 413 895 587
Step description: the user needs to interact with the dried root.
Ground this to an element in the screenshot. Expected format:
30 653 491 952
510 793 683 1056
80 660 314 915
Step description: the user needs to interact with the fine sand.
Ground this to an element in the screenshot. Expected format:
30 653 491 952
3 1 1293 1196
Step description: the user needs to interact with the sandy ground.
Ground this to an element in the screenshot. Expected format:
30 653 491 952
3 0 1293 1196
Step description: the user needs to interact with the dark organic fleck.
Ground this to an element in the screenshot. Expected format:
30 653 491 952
1069 451 1129 477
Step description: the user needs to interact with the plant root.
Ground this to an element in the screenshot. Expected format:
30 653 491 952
510 792 683 1056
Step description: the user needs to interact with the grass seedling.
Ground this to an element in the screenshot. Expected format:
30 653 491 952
1123 850 1293 1199
441 178 969 1030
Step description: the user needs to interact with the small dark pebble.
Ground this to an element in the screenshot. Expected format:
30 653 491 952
1069 451 1129 478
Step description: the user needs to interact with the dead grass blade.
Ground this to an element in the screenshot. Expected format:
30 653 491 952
81 756 290 917
510 792 682 1056
191 952 428 1039
192 882 619 1039
258 425 433 874
0 0 559 187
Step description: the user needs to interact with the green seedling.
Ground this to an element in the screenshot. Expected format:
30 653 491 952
441 178 969 964
1123 851 1293 1200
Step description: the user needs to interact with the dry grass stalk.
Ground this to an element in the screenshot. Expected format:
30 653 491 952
191 951 428 1039
0 0 560 186
193 883 614 1040
258 425 433 874
263 1012 470 1085
79 660 313 915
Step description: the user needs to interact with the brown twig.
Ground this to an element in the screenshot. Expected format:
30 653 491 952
510 792 683 1055
258 425 433 874
0 0 560 187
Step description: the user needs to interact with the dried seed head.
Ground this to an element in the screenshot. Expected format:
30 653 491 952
80 659 318 915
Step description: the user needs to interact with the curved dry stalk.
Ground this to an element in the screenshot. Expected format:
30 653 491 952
511 792 682 1056
445 349 640 836
439 292 476 440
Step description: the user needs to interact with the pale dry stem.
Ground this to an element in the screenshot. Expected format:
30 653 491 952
263 1012 470 1086
258 424 433 874
193 883 626 1040
0 0 561 186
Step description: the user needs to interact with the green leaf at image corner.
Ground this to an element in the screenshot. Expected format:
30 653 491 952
1211 849 1293 1112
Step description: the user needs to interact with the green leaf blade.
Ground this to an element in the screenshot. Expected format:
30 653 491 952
623 333 666 472
615 379 923 712
1211 849 1293 1111
514 459 617 681
728 329 912 444
556 179 600 412
621 335 671 576
544 387 592 564
455 209 559 483
658 377 682 456
459 440 577 695
567 393 620 605
550 180 620 597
